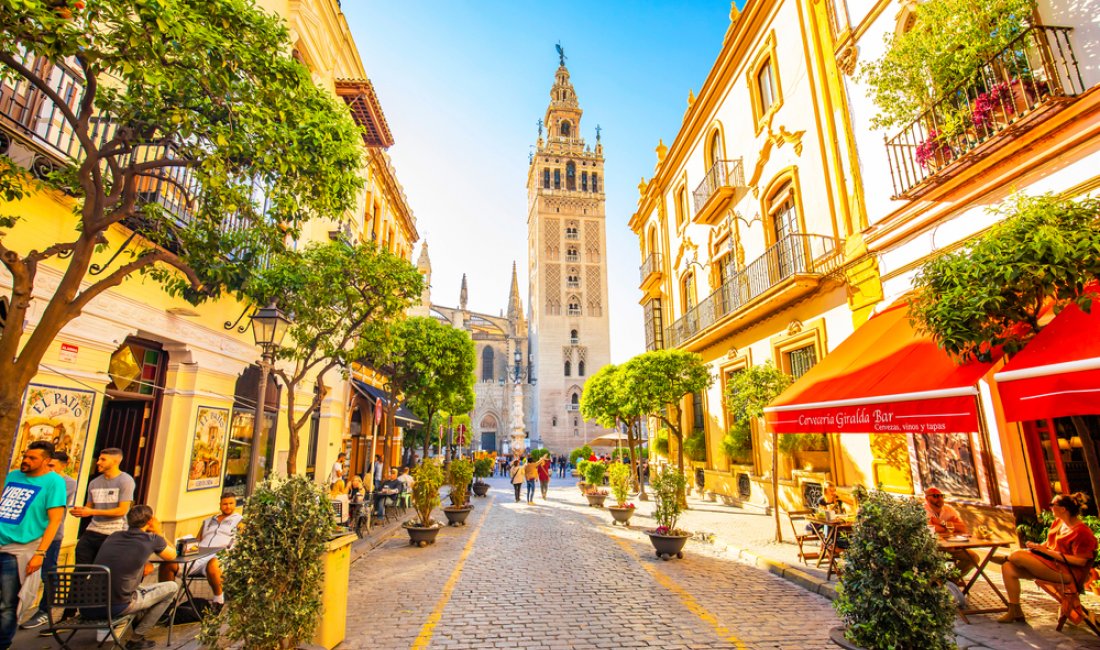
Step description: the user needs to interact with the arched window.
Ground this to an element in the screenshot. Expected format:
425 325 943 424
566 162 576 190
566 271 579 288
766 180 802 279
591 173 599 192
757 60 776 114
554 169 561 189
646 226 658 258
675 187 687 227
578 360 586 376
707 129 724 169
681 271 697 312
552 416 558 427
564 360 572 376
581 171 588 191
542 168 550 189
571 393 579 405
561 120 571 137
570 329 578 344
568 297 581 316
566 247 578 262
481 346 494 382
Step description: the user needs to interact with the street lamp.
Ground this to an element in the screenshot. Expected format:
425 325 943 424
246 302 291 496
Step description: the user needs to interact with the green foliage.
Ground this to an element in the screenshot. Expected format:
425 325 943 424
725 363 793 423
608 462 631 507
858 0 1035 129
683 429 707 462
472 456 494 480
609 447 629 461
528 448 550 462
623 350 712 475
777 433 830 455
200 476 334 649
653 430 670 457
576 459 590 480
651 468 688 532
720 424 753 463
583 460 607 487
835 490 956 650
447 457 474 508
569 445 593 467
410 459 445 527
910 194 1100 362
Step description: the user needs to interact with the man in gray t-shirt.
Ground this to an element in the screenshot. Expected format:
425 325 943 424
72 448 135 566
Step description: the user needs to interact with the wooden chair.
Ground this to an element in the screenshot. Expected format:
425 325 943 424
1035 574 1100 636
786 509 821 564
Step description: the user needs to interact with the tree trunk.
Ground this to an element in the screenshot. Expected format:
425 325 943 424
0 384 30 485
383 405 396 476
422 412 434 462
1071 416 1100 505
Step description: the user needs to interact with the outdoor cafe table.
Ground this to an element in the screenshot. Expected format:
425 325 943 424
807 515 854 581
937 536 1012 621
149 546 221 643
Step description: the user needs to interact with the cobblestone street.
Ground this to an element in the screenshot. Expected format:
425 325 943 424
346 477 839 649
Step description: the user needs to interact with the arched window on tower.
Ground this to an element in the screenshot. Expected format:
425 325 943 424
591 173 599 192
568 298 581 316
542 168 550 189
566 162 576 190
564 360 571 376
561 120 571 137
481 346 494 382
581 171 588 191
554 169 561 189
570 329 579 344
571 393 579 406
578 360 586 376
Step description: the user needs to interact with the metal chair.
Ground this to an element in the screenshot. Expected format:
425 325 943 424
45 564 135 650
382 493 400 523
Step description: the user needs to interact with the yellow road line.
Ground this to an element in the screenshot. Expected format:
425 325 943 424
411 499 492 649
610 533 747 650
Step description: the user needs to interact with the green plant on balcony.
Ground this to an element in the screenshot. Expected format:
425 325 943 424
720 422 753 464
859 0 1035 130
683 429 707 463
723 362 792 458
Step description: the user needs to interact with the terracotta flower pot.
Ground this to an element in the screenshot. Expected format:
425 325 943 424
585 493 608 508
645 529 691 560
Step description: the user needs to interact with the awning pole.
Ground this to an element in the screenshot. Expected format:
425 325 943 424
773 430 782 543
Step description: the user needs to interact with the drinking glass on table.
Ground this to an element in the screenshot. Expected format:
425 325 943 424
945 521 956 536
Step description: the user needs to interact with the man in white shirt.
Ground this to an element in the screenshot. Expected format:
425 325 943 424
158 493 241 605
71 448 135 566
328 453 346 487
397 466 415 491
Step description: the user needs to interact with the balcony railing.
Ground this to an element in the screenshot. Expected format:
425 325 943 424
885 25 1083 199
692 158 745 220
665 234 841 348
565 229 579 240
0 53 86 162
565 253 579 262
639 252 662 284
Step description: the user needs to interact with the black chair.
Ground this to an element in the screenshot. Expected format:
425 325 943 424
45 564 135 650
382 493 400 523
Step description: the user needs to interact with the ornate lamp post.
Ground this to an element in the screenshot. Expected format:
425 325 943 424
246 302 291 496
509 347 535 459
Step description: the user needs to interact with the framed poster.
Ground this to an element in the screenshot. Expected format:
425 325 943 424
913 432 981 498
187 406 230 491
10 384 95 480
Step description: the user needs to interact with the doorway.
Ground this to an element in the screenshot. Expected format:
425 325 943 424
93 338 167 501
1024 416 1100 513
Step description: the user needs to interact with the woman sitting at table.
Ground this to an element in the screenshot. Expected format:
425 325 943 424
998 492 1098 623
346 475 366 526
811 482 849 548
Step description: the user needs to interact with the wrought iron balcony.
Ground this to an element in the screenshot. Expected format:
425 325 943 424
665 233 842 349
692 158 745 225
885 25 1083 199
639 252 662 286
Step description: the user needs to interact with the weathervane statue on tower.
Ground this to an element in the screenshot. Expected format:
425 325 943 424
555 42 566 66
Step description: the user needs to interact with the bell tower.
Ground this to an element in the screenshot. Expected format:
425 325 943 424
526 50 612 452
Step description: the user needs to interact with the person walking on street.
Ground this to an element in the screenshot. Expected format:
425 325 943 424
523 457 539 504
559 455 566 478
509 459 524 502
0 441 66 650
537 456 551 499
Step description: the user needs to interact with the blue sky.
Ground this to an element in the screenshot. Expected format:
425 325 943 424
344 1 733 361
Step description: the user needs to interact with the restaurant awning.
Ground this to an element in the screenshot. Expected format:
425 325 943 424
764 301 998 434
994 302 1100 422
351 380 423 427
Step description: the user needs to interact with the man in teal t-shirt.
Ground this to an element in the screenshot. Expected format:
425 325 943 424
0 440 66 650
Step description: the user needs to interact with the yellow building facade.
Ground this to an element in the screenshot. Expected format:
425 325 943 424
0 0 418 546
631 0 1100 535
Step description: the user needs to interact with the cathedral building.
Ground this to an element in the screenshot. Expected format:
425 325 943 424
526 56 613 452
413 243 533 454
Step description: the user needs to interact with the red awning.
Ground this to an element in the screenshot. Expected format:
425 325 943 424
994 302 1100 421
764 301 998 434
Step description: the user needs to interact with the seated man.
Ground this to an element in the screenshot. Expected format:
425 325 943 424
924 486 978 577
93 505 178 650
158 493 241 606
397 466 415 492
372 469 403 518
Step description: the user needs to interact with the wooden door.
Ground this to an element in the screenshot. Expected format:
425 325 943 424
92 399 154 500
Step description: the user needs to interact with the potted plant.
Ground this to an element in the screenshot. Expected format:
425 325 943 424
914 129 955 172
831 489 955 649
583 461 609 507
200 476 336 649
443 457 475 526
405 459 445 547
576 459 590 494
606 462 635 526
472 455 493 497
645 468 690 559
569 445 592 477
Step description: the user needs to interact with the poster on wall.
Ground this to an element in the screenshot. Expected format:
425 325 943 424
187 406 230 491
913 432 981 498
10 384 95 480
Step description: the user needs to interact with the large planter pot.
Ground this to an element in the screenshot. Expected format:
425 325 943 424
585 493 608 508
829 626 867 650
404 522 442 547
608 505 635 526
577 481 588 494
644 530 691 560
472 482 490 497
443 505 473 526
